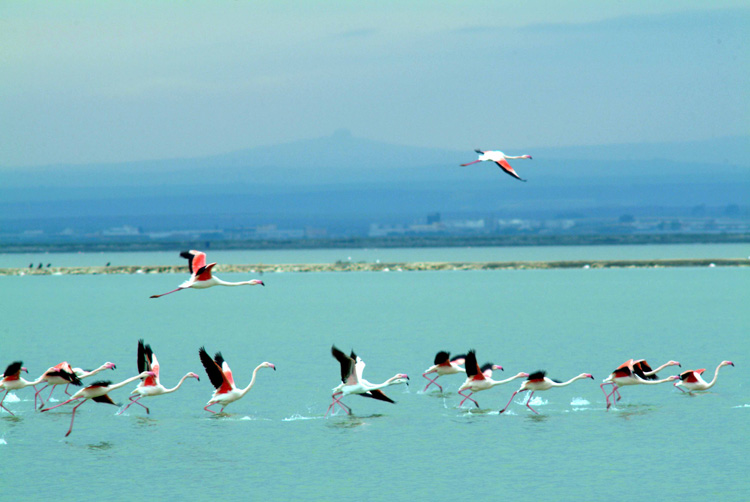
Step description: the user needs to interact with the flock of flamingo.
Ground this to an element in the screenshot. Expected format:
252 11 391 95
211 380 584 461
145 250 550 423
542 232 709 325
1 249 736 436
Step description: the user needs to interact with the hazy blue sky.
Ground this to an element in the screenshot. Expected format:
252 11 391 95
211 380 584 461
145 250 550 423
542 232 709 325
1 1 747 167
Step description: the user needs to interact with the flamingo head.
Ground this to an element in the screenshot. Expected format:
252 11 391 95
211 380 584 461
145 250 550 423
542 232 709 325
667 375 680 382
522 155 532 159
188 372 200 381
667 360 681 367
104 362 116 371
250 280 265 286
142 371 157 378
721 361 734 367
21 367 29 373
582 373 594 380
517 372 530 379
393 373 409 386
261 362 276 371
492 364 504 371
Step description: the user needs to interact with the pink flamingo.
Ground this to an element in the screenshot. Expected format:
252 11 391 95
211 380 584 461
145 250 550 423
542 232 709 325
199 347 275 414
1 361 44 415
41 371 155 436
326 346 409 417
150 250 264 298
670 361 734 393
59 362 117 397
500 370 594 415
33 362 83 409
600 359 681 409
456 350 526 408
118 340 200 415
422 351 466 392
460 149 532 181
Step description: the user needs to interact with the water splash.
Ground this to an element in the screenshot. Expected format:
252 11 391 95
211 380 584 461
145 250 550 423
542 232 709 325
570 397 590 406
282 413 319 421
528 396 547 406
3 393 20 403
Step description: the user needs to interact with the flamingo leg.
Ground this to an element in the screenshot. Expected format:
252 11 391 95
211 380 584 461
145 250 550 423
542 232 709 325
458 390 479 408
600 383 613 409
0 390 15 416
150 287 184 299
325 392 348 417
204 403 218 414
525 391 539 414
422 373 443 393
64 384 72 396
674 383 687 393
118 395 149 415
65 399 88 437
460 160 482 166
500 389 525 414
34 384 49 409
41 396 83 412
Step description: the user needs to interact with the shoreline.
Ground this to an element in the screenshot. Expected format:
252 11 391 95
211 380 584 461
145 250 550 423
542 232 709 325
2 258 748 276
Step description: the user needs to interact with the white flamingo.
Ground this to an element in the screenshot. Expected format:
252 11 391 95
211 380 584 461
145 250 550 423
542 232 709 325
600 359 681 410
151 250 264 298
456 350 526 408
500 370 593 414
460 149 532 181
199 347 275 414
669 361 734 393
422 351 466 392
0 361 44 415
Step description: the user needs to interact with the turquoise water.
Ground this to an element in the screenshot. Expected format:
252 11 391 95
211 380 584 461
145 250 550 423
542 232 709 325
1 250 748 500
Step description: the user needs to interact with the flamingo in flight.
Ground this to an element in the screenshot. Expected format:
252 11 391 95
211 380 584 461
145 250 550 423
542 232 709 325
1 361 43 415
118 340 200 415
460 149 532 181
199 347 275 414
600 359 681 410
421 351 466 393
33 362 83 410
456 350 527 408
150 250 265 298
41 371 155 436
500 370 594 415
669 361 734 394
325 346 409 417
59 361 117 398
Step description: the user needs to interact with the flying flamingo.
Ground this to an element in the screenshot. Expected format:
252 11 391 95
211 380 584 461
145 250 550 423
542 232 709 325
1 361 44 415
669 361 734 394
600 359 681 410
59 361 117 397
150 250 264 298
421 351 466 392
199 347 275 414
33 361 83 410
456 350 526 408
118 340 200 415
460 149 532 181
500 370 594 415
41 371 155 436
325 346 409 417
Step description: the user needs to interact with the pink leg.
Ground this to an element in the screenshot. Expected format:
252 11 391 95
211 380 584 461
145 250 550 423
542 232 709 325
118 395 149 415
422 373 443 393
500 389 525 414
600 383 612 409
41 397 83 412
34 384 49 410
0 390 15 416
64 384 72 396
204 403 218 414
460 160 481 166
458 390 479 408
525 391 538 414
326 392 348 417
65 400 87 437
674 383 687 393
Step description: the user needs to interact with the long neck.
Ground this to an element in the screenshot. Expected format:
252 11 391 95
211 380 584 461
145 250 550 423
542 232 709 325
704 364 726 389
108 373 149 392
215 278 257 287
163 374 194 394
637 375 674 385
81 364 108 378
505 155 529 159
643 361 674 376
490 373 526 387
368 375 404 391
551 375 587 387
239 364 265 397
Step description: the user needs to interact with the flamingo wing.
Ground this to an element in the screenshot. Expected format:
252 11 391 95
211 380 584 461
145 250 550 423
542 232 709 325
92 394 117 405
3 361 23 378
331 346 357 385
633 360 657 380
527 371 547 383
495 159 526 181
480 363 495 378
180 250 207 275
199 347 229 391
45 369 82 386
464 350 485 380
450 354 467 365
360 389 395 403
434 351 451 366
195 263 217 282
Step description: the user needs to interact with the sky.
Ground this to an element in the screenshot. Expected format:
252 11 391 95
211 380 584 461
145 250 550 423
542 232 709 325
1 1 748 167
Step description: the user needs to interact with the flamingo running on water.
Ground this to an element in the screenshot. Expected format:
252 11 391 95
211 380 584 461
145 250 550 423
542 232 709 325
600 359 681 410
456 350 526 408
33 362 82 410
118 340 200 415
41 371 155 436
60 361 117 397
150 250 264 298
0 361 44 415
325 346 409 417
199 347 275 414
421 351 466 392
500 370 594 415
460 149 532 181
669 361 734 394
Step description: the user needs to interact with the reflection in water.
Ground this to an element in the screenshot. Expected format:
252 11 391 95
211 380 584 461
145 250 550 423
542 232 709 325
612 404 658 420
135 416 159 427
1 415 23 425
86 441 114 451
326 413 384 429
525 414 550 424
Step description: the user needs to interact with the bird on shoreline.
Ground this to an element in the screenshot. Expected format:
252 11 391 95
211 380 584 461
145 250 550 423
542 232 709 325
41 371 155 436
150 250 264 298
326 346 409 417
456 350 526 408
421 351 467 393
199 347 275 414
600 359 681 410
460 149 532 181
500 370 593 415
1 361 43 415
669 361 734 394
118 340 200 415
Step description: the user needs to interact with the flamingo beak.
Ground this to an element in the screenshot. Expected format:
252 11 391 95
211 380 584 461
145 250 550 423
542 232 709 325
588 374 594 379
270 364 276 371
21 367 29 373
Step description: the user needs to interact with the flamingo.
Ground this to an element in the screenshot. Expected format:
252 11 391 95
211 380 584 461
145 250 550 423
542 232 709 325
460 149 532 181
600 359 681 410
456 350 526 408
33 361 83 410
325 346 409 417
60 361 117 397
118 340 200 415
1 361 44 415
150 250 264 298
670 361 734 394
421 351 466 392
41 371 155 436
199 347 275 414
500 370 594 415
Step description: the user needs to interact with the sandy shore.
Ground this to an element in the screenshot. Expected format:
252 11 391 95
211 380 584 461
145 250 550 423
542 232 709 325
2 258 748 276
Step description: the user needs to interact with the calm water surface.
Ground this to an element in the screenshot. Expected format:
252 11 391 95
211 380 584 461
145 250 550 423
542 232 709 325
1 248 747 501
